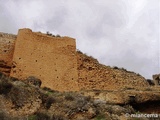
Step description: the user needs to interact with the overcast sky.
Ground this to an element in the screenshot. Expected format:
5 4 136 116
0 0 159 79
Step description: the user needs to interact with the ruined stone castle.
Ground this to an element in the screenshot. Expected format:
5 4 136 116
0 28 151 91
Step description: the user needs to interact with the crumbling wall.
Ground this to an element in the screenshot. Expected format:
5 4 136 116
10 29 79 91
0 33 16 75
77 51 149 90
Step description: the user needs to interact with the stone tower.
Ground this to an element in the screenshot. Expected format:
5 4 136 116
10 29 79 91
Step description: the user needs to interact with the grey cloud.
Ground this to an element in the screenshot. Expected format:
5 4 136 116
0 0 159 79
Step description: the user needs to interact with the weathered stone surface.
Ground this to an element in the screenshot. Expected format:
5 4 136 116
82 88 160 105
77 51 149 90
153 74 160 85
10 29 79 91
0 33 16 75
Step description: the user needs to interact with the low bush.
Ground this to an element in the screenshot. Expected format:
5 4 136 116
9 86 25 108
0 112 6 120
95 113 106 120
0 80 13 95
28 115 37 120
113 66 119 69
45 97 56 109
64 93 75 101
25 76 42 87
52 115 65 120
40 92 56 109
56 34 61 37
29 112 50 120
36 112 50 120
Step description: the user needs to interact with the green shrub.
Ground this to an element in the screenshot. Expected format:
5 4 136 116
0 72 4 79
64 94 75 101
36 112 50 120
25 76 42 87
0 80 13 95
95 114 106 120
29 112 51 120
45 97 55 109
136 73 141 76
56 34 61 37
9 86 24 108
9 76 19 82
121 67 127 71
113 66 119 69
0 112 6 120
76 49 83 54
28 115 37 120
40 93 55 109
52 115 64 120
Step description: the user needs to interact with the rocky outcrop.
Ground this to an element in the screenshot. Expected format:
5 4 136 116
77 51 149 90
82 86 160 114
0 33 16 75
153 74 160 85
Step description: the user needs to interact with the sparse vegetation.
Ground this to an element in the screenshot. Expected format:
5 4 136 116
35 112 50 120
64 93 75 101
28 115 37 120
46 31 52 36
28 112 51 120
46 31 61 37
0 79 13 95
0 112 6 120
56 34 61 37
0 72 159 120
121 67 127 71
113 66 119 69
136 73 141 76
52 115 64 120
45 97 55 109
76 49 83 54
24 76 42 87
95 113 106 120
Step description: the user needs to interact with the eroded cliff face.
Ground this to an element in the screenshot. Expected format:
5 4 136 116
0 33 16 75
77 51 149 90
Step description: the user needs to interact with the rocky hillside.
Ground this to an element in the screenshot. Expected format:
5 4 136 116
0 33 16 76
77 50 149 90
0 72 160 120
0 30 152 91
0 30 160 120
